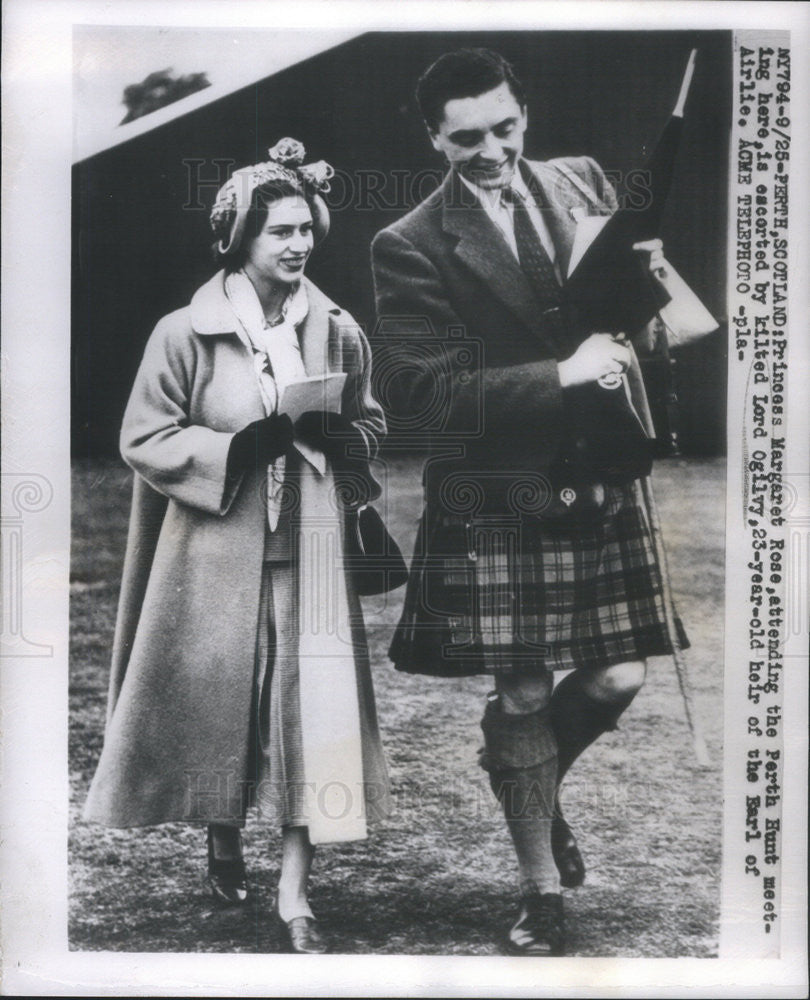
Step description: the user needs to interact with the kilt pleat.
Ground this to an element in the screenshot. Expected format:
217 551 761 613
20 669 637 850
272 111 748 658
394 482 688 676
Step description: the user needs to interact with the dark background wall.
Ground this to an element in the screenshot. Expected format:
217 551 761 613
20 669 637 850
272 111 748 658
72 30 731 457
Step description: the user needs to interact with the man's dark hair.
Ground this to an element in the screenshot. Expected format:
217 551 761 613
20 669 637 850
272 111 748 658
415 48 526 132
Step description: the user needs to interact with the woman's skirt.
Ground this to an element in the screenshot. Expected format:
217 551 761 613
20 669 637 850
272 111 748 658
247 561 391 831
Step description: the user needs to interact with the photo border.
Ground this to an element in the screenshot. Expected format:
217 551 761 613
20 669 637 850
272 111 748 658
2 1 808 995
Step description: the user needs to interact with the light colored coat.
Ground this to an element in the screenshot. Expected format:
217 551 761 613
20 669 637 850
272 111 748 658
83 271 388 827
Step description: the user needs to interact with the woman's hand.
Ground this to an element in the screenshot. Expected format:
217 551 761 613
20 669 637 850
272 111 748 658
227 412 294 476
294 411 365 463
295 411 375 508
557 333 632 388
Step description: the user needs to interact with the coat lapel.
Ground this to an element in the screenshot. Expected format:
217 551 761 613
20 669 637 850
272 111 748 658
189 270 241 335
440 162 590 334
190 270 333 378
522 160 580 281
441 170 542 335
299 277 332 376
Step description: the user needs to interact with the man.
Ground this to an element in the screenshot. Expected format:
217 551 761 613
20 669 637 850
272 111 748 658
371 48 685 956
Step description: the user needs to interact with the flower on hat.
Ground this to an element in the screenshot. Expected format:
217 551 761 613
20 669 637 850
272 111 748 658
298 160 335 193
268 137 306 167
209 138 334 242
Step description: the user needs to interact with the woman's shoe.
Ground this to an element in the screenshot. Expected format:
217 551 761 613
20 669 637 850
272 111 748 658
275 903 328 954
206 826 248 905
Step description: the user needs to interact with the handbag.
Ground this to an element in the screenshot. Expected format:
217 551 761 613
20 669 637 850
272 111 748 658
344 504 409 596
537 376 654 530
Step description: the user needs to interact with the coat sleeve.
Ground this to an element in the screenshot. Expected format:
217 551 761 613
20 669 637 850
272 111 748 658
120 316 241 515
329 315 387 504
371 227 563 466
333 316 386 462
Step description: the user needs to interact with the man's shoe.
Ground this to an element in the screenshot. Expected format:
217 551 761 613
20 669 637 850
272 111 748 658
206 827 248 905
505 890 565 957
551 805 586 888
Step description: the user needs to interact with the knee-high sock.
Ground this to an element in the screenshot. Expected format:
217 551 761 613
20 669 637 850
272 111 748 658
489 759 560 894
550 670 637 784
481 700 560 894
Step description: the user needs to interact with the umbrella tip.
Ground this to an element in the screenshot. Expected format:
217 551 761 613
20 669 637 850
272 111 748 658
693 733 712 768
673 49 698 118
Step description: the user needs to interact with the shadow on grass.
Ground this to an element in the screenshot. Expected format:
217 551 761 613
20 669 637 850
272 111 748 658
69 455 724 957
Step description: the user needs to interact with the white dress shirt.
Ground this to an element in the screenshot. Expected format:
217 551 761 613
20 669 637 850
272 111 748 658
459 167 561 282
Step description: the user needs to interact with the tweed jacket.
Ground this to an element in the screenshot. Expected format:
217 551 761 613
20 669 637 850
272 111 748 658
372 156 655 468
371 156 658 675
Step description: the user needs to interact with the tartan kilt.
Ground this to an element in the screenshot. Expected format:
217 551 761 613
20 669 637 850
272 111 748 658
390 480 688 677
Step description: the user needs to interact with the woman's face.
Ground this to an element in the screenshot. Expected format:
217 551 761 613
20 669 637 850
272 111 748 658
242 195 314 287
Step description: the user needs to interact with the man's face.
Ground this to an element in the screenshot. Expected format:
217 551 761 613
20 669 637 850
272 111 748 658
429 81 527 190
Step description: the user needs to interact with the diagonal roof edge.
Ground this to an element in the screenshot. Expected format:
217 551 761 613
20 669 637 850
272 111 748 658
73 28 360 164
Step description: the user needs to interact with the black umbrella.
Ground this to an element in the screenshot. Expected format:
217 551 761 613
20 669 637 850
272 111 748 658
561 49 710 765
563 49 698 337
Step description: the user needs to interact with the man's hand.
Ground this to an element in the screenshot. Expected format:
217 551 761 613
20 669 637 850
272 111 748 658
632 237 667 279
557 333 632 388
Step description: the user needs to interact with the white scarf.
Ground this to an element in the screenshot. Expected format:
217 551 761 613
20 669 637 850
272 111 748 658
224 269 367 844
225 270 310 530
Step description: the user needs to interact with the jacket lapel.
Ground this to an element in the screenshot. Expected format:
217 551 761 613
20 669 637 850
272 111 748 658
522 160 580 281
441 170 542 335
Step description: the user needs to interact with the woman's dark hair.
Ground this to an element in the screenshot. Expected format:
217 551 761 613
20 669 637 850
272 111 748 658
415 48 526 132
219 176 307 269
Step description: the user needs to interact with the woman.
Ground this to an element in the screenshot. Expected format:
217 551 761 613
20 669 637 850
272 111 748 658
83 138 391 954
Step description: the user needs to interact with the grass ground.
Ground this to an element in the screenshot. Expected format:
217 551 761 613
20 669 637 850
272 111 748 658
69 454 723 956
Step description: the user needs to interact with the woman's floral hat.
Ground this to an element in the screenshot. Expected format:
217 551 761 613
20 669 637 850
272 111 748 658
210 138 335 256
